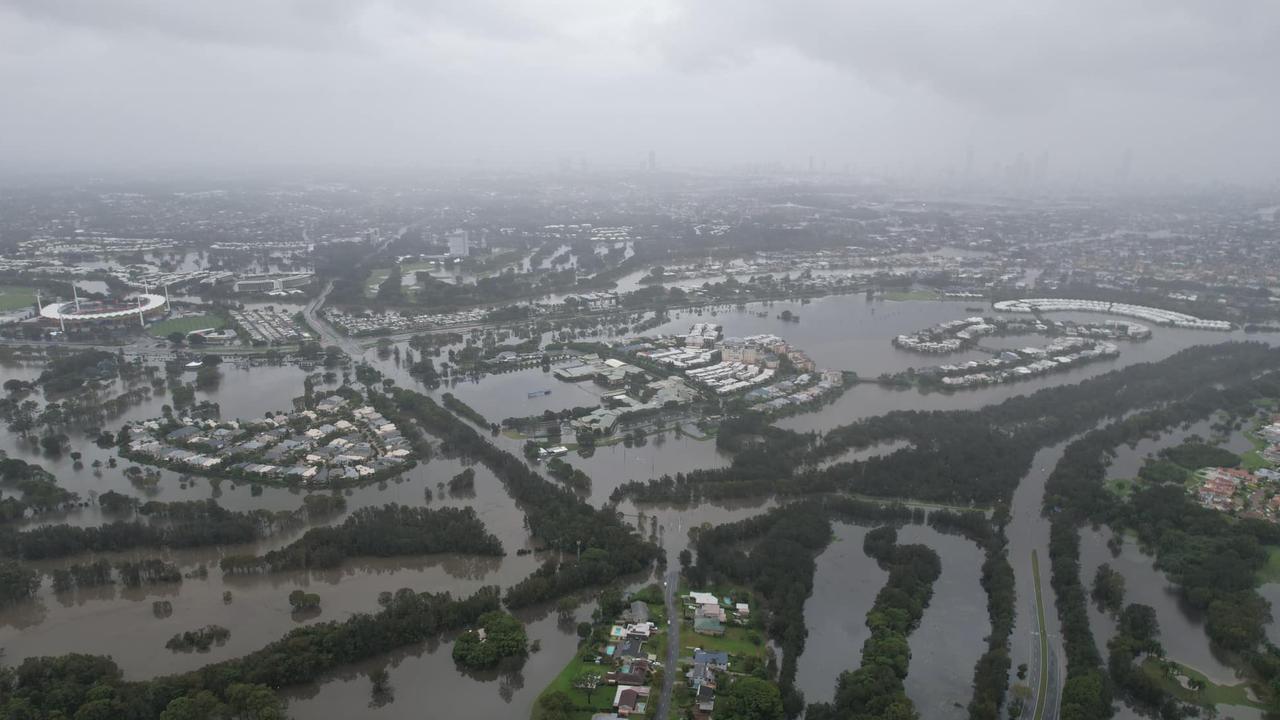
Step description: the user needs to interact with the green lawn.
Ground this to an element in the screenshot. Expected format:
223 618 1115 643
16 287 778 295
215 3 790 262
680 623 766 661
1257 546 1280 585
533 654 621 720
1140 658 1264 710
148 314 226 337
1240 424 1275 472
0 285 37 312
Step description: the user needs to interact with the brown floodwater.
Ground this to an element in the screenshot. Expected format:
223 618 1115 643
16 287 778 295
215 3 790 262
3 295 1277 719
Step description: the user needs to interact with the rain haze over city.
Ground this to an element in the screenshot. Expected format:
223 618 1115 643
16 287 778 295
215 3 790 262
2 3 1280 720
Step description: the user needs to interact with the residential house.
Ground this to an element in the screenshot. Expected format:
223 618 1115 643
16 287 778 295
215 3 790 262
613 686 650 717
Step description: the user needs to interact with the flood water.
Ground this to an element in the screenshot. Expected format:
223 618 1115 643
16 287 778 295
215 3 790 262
2 293 1275 719
793 521 988 720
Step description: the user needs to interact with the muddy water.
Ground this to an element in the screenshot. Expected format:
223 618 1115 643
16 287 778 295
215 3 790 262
2 295 1273 717
790 521 988 718
793 523 886 705
282 603 589 719
899 524 989 719
0 453 546 679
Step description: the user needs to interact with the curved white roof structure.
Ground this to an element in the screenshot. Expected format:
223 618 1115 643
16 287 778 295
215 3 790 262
40 293 167 322
992 298 1231 331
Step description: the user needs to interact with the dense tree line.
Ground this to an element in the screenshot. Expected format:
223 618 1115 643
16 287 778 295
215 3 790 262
928 509 1017 720
0 585 500 718
387 387 660 607
688 502 833 716
49 559 114 593
441 392 492 429
806 526 941 720
219 504 503 573
1158 441 1240 470
545 457 591 493
1042 368 1280 719
687 498 918 717
613 343 1280 506
36 349 118 393
0 499 306 561
117 559 183 587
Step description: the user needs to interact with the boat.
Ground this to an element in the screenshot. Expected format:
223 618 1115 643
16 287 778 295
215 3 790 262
527 389 552 398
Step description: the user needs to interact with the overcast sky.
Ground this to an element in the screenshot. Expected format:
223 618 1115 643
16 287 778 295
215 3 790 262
2 0 1277 184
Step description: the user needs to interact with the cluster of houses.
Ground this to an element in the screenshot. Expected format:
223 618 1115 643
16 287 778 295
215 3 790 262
1193 465 1280 519
595 602 661 719
683 591 751 719
743 370 845 412
636 331 822 397
1259 420 1280 465
121 395 413 486
686 591 749 637
894 315 1152 354
993 298 1232 331
322 306 491 335
926 338 1119 387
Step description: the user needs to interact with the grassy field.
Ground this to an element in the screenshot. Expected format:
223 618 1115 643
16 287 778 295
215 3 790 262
365 261 442 297
148 314 226 337
0 285 37 312
1140 658 1264 710
1240 423 1274 472
881 289 940 302
533 654 618 720
1257 546 1280 585
679 623 765 660
1104 477 1136 499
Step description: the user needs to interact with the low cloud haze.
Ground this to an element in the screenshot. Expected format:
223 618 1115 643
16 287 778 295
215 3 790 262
2 0 1277 183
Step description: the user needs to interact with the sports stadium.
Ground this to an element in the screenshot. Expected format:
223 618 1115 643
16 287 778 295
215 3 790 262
39 293 168 330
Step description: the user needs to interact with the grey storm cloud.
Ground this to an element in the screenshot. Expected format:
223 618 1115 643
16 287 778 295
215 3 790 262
1 0 1277 183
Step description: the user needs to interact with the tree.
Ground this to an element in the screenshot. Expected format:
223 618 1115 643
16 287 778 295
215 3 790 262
369 667 390 694
679 549 693 569
288 589 320 612
452 611 529 669
556 597 577 621
717 677 785 720
0 559 41 606
159 690 224 720
572 670 603 703
576 622 592 642
225 683 287 720
537 691 575 720
167 332 185 345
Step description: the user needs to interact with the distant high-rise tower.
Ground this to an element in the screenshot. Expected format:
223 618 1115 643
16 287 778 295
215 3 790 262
808 155 815 173
647 150 656 171
447 230 470 257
